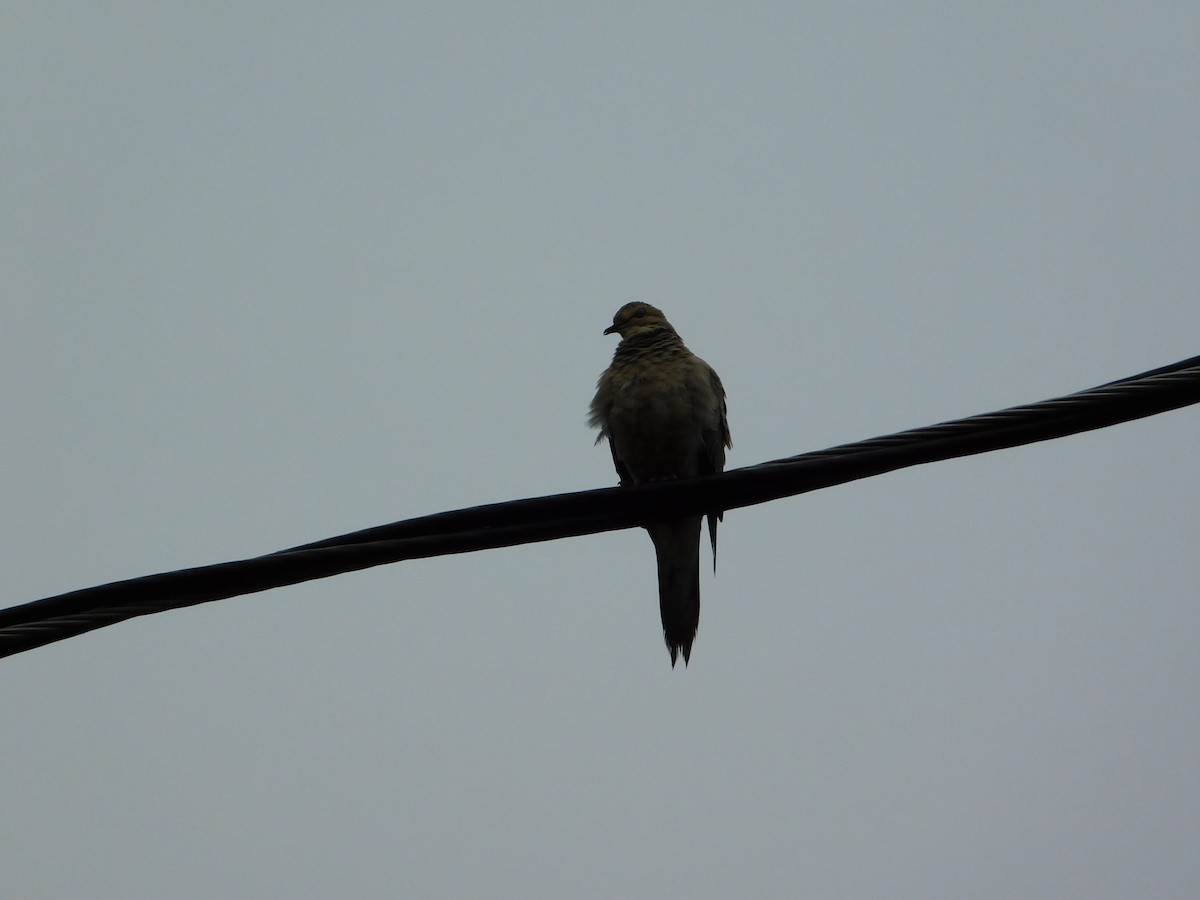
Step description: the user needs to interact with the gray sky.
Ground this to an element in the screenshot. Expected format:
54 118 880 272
3 4 1198 897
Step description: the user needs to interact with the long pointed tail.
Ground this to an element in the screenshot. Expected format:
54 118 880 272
648 516 703 666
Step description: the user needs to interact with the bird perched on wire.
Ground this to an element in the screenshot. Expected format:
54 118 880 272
589 302 731 666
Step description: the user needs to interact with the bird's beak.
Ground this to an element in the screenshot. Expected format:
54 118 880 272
603 324 619 336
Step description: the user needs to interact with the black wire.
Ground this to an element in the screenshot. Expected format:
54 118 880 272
2 354 1197 660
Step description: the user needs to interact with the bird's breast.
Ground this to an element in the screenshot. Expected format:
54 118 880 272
604 377 704 481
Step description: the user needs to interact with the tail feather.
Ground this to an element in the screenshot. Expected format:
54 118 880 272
649 517 703 667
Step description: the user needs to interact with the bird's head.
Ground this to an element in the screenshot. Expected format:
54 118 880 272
603 302 675 340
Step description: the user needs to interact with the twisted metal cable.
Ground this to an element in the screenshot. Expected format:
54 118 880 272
3 354 1197 660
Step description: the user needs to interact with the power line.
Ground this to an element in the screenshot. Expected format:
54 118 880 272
2 354 1197 660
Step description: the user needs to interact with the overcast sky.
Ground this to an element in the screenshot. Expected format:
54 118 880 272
3 4 1198 898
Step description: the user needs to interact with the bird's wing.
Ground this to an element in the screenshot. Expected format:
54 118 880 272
696 361 731 564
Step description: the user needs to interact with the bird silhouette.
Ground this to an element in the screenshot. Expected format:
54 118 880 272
589 302 731 665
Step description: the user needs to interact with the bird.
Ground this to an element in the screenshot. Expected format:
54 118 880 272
589 302 731 666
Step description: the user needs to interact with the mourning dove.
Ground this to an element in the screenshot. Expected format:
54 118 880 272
589 302 732 666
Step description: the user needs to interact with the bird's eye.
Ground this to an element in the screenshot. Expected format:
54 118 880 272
635 307 646 318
